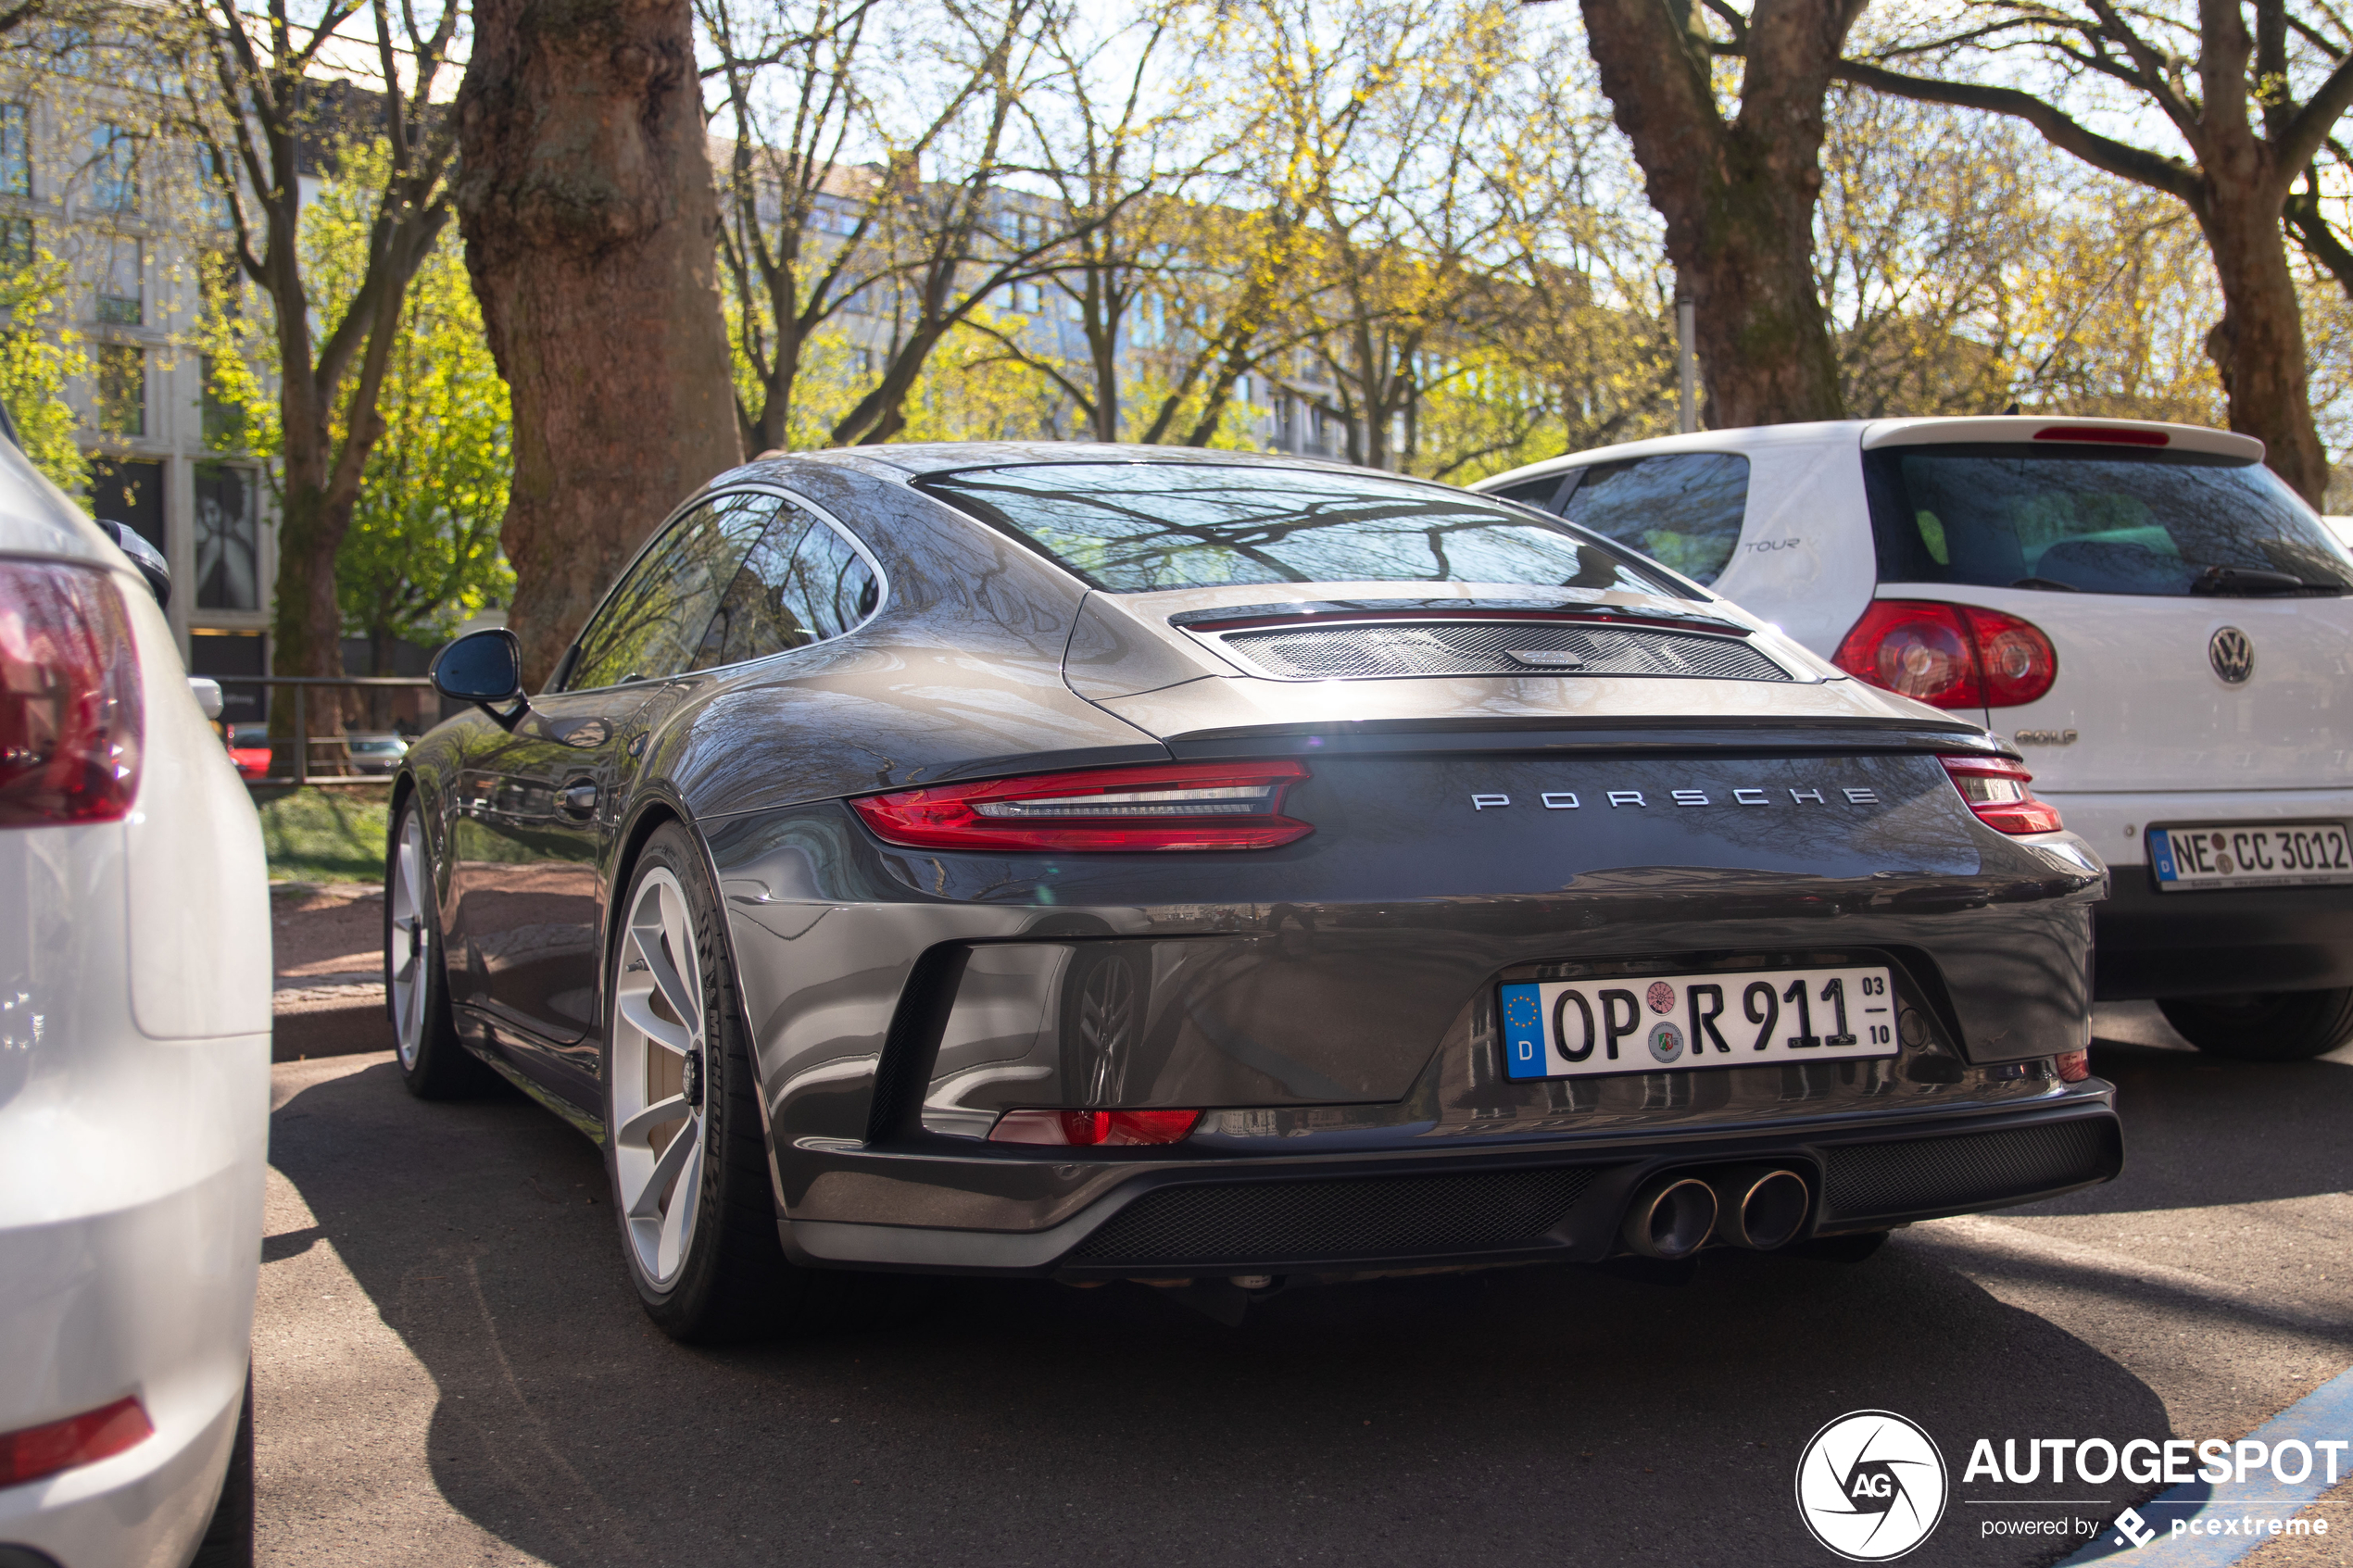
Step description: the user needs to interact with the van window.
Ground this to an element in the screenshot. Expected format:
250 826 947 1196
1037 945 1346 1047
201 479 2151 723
1554 454 1750 585
1863 445 2353 595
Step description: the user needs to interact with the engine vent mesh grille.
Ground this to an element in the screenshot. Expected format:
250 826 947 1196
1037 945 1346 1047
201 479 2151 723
1073 1165 1594 1265
1820 1119 2117 1223
1216 621 1790 682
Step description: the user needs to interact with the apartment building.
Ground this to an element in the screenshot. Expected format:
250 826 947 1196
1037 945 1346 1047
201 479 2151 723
0 70 273 716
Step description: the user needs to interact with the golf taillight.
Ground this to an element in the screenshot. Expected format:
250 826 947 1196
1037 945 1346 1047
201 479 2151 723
0 1395 152 1487
1940 755 2064 834
988 1109 1201 1146
850 759 1312 851
1833 601 2057 709
0 561 143 826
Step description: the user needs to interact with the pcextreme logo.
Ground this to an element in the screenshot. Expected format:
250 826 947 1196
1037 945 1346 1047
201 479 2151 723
1795 1411 1949 1562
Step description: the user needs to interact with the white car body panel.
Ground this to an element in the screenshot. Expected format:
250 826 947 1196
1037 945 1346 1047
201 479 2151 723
0 436 271 1567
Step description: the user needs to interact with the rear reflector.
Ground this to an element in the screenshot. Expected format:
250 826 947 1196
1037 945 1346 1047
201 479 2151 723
989 1109 1201 1147
2055 1050 2091 1083
1832 600 2057 709
0 560 144 825
2032 425 2169 445
851 760 1311 852
0 1395 153 1487
1940 755 2064 834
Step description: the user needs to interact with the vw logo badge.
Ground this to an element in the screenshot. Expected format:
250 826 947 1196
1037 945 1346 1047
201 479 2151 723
2209 626 2255 684
1794 1410 1948 1561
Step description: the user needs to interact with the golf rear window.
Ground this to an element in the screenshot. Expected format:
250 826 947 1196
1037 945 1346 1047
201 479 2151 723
1862 445 2353 596
919 462 1687 596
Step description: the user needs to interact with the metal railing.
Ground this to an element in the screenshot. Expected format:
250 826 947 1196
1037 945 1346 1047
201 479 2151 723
209 674 441 786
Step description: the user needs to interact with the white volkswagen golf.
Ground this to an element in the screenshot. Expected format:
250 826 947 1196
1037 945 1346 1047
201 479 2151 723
0 420 271 1564
1478 416 2353 1061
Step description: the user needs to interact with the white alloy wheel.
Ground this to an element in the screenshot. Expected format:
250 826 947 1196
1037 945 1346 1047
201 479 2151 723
611 867 708 1289
387 810 431 1070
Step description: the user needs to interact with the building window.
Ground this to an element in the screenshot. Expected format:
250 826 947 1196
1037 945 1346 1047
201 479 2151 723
195 463 259 610
96 235 140 323
97 344 145 435
89 122 137 212
0 216 29 270
88 458 163 552
0 104 26 198
201 355 245 448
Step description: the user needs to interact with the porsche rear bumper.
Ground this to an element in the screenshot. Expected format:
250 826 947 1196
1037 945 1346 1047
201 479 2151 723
781 1089 2120 1277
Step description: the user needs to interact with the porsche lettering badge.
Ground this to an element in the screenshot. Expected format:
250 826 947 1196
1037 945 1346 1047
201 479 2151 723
1469 787 1880 809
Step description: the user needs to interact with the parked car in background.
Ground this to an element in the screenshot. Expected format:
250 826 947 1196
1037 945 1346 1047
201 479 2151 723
344 733 408 775
0 427 272 1562
225 724 272 781
391 444 2116 1344
1478 416 2353 1060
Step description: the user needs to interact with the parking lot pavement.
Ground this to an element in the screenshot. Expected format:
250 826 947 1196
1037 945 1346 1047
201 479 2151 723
255 1006 2353 1568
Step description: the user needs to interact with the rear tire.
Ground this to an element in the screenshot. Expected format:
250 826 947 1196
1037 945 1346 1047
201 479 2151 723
606 822 887 1343
189 1370 253 1568
2157 988 2353 1062
385 799 497 1098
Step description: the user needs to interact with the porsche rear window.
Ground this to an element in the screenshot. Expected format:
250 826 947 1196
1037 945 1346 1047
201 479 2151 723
918 462 1686 596
1862 445 2353 596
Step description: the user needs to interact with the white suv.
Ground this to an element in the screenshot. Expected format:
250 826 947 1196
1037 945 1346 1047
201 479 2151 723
1477 416 2353 1061
0 424 272 1564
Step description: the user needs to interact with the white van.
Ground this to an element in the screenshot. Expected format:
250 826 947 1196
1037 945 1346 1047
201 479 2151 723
1477 417 2353 1060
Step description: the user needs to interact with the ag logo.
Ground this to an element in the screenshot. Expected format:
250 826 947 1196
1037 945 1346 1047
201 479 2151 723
1794 1410 1947 1561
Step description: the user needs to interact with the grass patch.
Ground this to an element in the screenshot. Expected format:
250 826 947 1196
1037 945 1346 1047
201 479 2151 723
257 787 389 885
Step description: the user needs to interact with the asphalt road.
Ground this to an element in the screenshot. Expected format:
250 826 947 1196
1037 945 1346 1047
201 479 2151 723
253 1005 2353 1567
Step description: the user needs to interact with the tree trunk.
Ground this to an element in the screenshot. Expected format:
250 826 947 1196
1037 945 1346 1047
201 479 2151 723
1579 0 1856 427
456 0 744 688
2197 178 2330 506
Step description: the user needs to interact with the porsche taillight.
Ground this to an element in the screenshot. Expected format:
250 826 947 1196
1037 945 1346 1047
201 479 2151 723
849 760 1312 852
0 561 143 826
1833 601 2057 709
1940 755 2064 834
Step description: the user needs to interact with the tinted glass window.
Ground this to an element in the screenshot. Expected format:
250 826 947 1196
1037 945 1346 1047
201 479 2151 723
1863 445 2353 596
690 508 881 670
1494 474 1567 509
567 493 780 689
1556 454 1750 586
920 463 1679 596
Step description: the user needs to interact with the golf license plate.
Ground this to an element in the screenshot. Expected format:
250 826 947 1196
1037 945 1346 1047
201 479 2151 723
2149 822 2353 892
1499 965 1899 1081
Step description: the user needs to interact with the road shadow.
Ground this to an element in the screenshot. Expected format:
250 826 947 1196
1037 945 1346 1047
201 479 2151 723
269 1059 2181 1568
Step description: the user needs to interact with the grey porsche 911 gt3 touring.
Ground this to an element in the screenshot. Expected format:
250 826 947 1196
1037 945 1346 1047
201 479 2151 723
391 444 2120 1340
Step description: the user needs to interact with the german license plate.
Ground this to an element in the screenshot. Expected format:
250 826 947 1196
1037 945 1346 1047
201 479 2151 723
2149 822 2353 892
1499 966 1899 1081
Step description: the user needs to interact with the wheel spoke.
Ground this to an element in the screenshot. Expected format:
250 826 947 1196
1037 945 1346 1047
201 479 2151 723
655 889 703 1036
624 1111 699 1220
616 987 692 1055
616 1092 691 1146
654 1136 702 1277
628 913 700 1042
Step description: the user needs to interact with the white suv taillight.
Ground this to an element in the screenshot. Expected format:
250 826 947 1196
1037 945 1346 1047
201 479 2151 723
0 560 143 826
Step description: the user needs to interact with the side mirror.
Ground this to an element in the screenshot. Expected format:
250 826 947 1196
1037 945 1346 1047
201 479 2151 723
97 520 170 608
431 628 527 729
188 677 224 720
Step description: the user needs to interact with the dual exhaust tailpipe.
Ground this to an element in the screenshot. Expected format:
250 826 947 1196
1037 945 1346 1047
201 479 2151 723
1619 1165 1811 1261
